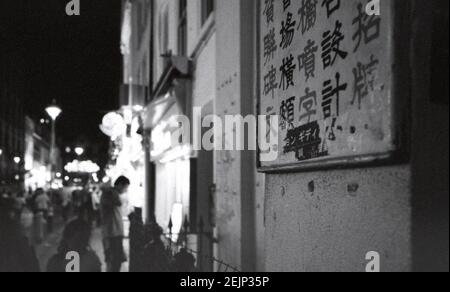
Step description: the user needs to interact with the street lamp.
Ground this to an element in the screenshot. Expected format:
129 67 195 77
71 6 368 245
46 100 62 188
46 101 62 121
74 147 85 156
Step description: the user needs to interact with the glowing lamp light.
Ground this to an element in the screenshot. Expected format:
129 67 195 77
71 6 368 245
133 105 144 112
100 112 126 140
45 103 62 121
65 160 100 174
14 157 21 164
74 147 85 156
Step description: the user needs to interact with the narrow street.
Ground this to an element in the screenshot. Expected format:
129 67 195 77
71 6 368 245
20 208 129 272
1 0 448 274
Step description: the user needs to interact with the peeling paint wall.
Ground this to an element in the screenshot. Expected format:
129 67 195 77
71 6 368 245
265 166 412 272
215 0 265 271
215 0 244 269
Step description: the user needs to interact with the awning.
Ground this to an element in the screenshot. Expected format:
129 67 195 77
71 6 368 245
143 93 176 130
144 55 193 130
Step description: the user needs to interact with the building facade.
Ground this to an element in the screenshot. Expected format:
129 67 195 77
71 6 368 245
122 0 448 272
0 39 26 190
24 116 61 192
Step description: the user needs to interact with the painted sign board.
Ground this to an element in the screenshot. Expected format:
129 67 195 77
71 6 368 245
258 0 405 172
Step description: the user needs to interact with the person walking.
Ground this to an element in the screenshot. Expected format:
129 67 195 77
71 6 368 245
142 223 172 272
100 176 130 272
91 186 102 227
12 191 26 222
0 197 40 272
60 188 72 223
34 188 50 216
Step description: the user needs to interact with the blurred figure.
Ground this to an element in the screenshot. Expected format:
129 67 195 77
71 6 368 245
12 191 26 222
47 219 101 272
34 188 50 216
173 248 197 272
91 185 102 227
47 201 54 233
0 197 40 272
31 188 56 240
72 189 83 218
81 186 95 225
101 176 130 272
60 188 72 223
142 223 171 272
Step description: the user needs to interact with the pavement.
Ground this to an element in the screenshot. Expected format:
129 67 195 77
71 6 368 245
20 209 129 272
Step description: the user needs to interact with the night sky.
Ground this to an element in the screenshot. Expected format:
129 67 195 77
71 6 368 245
1 0 122 165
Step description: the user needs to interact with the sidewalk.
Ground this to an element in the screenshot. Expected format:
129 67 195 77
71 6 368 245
32 222 129 272
20 209 129 272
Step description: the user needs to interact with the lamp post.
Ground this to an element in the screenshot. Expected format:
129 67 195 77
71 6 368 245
45 100 62 188
74 147 85 157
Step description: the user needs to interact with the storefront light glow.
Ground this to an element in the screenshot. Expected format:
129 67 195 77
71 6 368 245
158 145 192 164
123 107 133 124
25 166 50 190
170 203 184 242
64 160 100 174
100 112 127 141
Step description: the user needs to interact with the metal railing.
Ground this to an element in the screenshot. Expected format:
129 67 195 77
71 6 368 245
128 212 240 272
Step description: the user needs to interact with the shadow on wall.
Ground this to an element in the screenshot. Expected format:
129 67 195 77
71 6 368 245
411 0 449 272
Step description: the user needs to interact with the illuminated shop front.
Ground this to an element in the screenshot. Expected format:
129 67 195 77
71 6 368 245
101 111 146 215
24 116 52 191
147 97 193 240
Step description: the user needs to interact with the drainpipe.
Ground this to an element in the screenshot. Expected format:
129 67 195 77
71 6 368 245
145 0 156 223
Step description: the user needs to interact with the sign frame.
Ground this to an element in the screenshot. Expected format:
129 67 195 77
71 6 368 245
256 0 411 173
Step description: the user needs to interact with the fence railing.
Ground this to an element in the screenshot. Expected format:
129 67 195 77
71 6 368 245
128 211 240 272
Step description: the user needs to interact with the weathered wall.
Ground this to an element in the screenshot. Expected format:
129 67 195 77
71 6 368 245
215 0 264 271
264 0 448 272
215 0 243 269
265 166 411 272
192 33 216 109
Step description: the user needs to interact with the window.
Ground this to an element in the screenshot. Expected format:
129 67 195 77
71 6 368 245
201 0 214 26
178 0 188 56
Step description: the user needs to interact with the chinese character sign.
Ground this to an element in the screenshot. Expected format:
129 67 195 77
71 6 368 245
259 0 396 169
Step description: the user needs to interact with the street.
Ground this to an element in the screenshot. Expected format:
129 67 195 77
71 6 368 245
20 208 129 272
